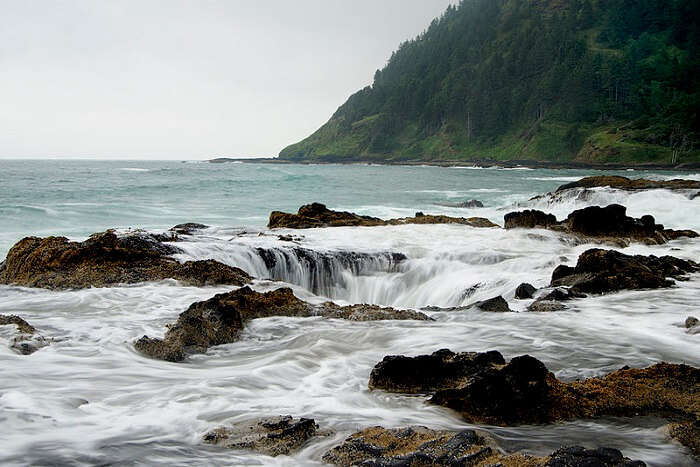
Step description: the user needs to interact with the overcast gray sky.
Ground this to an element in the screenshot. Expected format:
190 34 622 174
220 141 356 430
1 0 456 159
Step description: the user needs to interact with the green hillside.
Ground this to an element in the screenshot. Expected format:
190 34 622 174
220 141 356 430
280 0 700 164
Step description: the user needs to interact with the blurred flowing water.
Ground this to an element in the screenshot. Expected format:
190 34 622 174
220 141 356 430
0 160 698 466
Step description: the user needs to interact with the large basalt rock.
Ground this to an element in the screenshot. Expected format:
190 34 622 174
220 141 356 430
268 203 498 229
203 416 318 457
430 355 555 425
504 210 558 229
135 286 431 362
556 175 700 192
0 231 251 289
504 204 697 245
551 248 699 295
369 349 505 393
322 426 645 466
368 350 699 456
0 314 49 355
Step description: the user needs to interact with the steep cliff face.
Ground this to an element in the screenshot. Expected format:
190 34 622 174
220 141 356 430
280 0 700 164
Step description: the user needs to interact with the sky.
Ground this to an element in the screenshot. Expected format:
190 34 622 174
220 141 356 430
0 0 456 160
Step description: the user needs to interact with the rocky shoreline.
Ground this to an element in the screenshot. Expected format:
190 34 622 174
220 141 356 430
2 174 699 464
209 157 700 171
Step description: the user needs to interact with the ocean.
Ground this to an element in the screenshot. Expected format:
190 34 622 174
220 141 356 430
1 159 699 465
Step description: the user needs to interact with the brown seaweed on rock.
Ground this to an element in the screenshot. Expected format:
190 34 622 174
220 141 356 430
0 231 251 289
135 286 431 362
322 426 646 466
203 416 320 457
268 203 498 229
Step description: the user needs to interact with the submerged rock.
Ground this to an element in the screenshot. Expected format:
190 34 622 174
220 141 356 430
472 295 513 312
527 300 567 312
135 286 431 362
268 203 498 229
515 282 537 299
555 175 700 192
322 426 645 466
0 314 49 355
0 231 251 289
435 199 484 208
504 204 697 245
203 416 318 457
368 349 699 455
551 248 699 295
169 223 209 235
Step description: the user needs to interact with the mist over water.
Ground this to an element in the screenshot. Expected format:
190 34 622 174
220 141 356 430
1 160 699 466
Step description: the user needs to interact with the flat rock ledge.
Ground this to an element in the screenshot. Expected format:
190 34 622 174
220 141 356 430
368 349 700 457
203 416 319 457
135 286 431 362
0 230 250 289
0 314 50 355
268 203 498 229
323 426 646 466
504 204 697 246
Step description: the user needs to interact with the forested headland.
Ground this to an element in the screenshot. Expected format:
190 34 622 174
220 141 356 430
280 0 700 164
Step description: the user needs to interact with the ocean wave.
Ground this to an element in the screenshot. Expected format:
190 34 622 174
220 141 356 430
119 167 150 172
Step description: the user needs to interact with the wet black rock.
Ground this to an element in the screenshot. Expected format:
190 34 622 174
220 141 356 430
546 446 646 467
430 355 554 425
473 295 513 312
369 349 505 393
504 204 697 245
515 283 537 299
551 248 699 295
504 210 558 229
